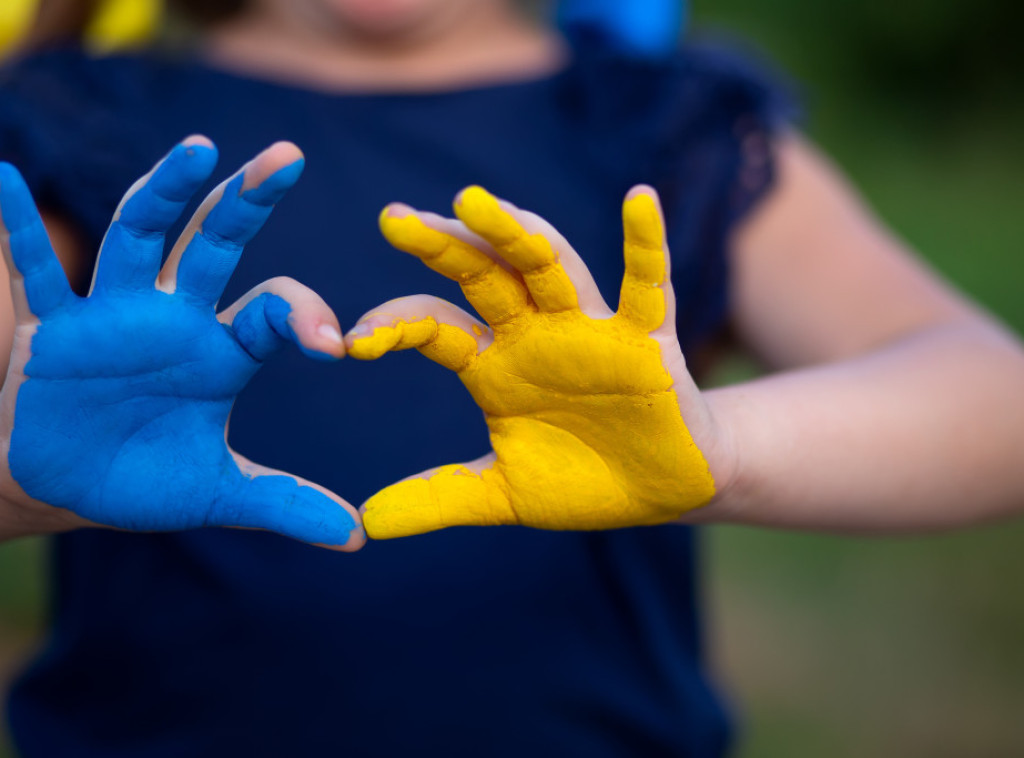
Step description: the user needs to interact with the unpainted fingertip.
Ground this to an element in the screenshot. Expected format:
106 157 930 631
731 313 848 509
302 322 345 361
317 322 343 345
378 202 414 226
330 528 367 552
348 525 368 550
241 158 305 204
267 140 304 160
296 327 345 362
314 519 366 552
181 134 215 149
345 321 373 341
625 183 658 202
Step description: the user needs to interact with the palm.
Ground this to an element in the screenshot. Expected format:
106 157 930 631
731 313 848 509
0 141 360 548
9 293 258 530
466 311 701 529
354 186 715 538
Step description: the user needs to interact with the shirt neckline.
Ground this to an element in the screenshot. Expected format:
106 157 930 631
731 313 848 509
171 43 576 102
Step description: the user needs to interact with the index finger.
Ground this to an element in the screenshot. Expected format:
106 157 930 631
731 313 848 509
453 186 579 314
160 142 305 305
379 205 531 327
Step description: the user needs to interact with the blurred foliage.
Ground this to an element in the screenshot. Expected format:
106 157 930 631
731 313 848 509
0 538 46 758
2 1 1023 757
693 0 1024 121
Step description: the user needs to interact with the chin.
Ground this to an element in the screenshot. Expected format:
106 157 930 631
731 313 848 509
322 0 453 37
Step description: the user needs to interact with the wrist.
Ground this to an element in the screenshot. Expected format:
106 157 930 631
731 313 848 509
683 386 749 524
0 477 85 543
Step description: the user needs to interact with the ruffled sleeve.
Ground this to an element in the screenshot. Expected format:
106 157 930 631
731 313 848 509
559 33 797 353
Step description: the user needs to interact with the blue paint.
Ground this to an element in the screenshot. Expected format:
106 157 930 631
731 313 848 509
94 142 219 294
175 157 306 305
231 292 337 362
1 146 354 546
0 162 74 316
557 0 686 57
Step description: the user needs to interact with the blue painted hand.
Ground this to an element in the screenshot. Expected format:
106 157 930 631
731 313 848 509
0 137 364 550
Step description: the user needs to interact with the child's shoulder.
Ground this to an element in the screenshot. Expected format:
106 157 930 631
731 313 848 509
1 45 148 102
0 46 174 240
564 32 796 137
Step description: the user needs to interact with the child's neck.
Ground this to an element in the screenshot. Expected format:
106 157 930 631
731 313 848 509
202 3 567 93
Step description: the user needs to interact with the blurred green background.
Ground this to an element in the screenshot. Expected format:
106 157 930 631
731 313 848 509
692 0 1024 756
1 0 1023 756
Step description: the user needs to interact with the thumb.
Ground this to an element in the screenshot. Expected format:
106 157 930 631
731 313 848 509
363 456 517 540
211 456 365 550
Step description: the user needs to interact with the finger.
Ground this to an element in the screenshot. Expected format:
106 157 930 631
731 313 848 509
362 454 517 539
219 276 344 362
211 453 365 551
92 136 218 294
617 186 676 334
345 294 486 372
453 186 608 315
0 162 75 320
161 142 305 304
379 205 530 327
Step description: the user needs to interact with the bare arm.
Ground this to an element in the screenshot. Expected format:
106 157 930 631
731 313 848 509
700 134 1024 532
335 152 1024 540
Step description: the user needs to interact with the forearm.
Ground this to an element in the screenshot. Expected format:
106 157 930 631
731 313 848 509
699 318 1024 532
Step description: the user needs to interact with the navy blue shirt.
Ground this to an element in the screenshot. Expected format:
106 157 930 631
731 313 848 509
0 36 786 757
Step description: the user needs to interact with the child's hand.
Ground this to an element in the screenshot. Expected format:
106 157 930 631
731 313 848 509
0 138 363 550
347 186 724 539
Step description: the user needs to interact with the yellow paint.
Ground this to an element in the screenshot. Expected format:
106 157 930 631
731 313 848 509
358 189 715 539
348 316 477 372
379 209 529 326
455 187 578 313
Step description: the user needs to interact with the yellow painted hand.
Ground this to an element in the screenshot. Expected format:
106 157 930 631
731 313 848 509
348 186 718 539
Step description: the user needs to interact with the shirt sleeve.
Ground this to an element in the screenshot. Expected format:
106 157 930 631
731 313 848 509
563 33 798 352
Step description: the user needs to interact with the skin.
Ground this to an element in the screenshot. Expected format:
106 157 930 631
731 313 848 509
2 0 1024 543
203 0 568 92
0 139 364 549
349 151 1024 536
349 187 717 538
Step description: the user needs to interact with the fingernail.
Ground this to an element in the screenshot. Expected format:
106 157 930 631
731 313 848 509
347 323 372 340
317 323 343 343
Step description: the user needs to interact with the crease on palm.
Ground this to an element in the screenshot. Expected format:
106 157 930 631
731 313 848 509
351 186 716 539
